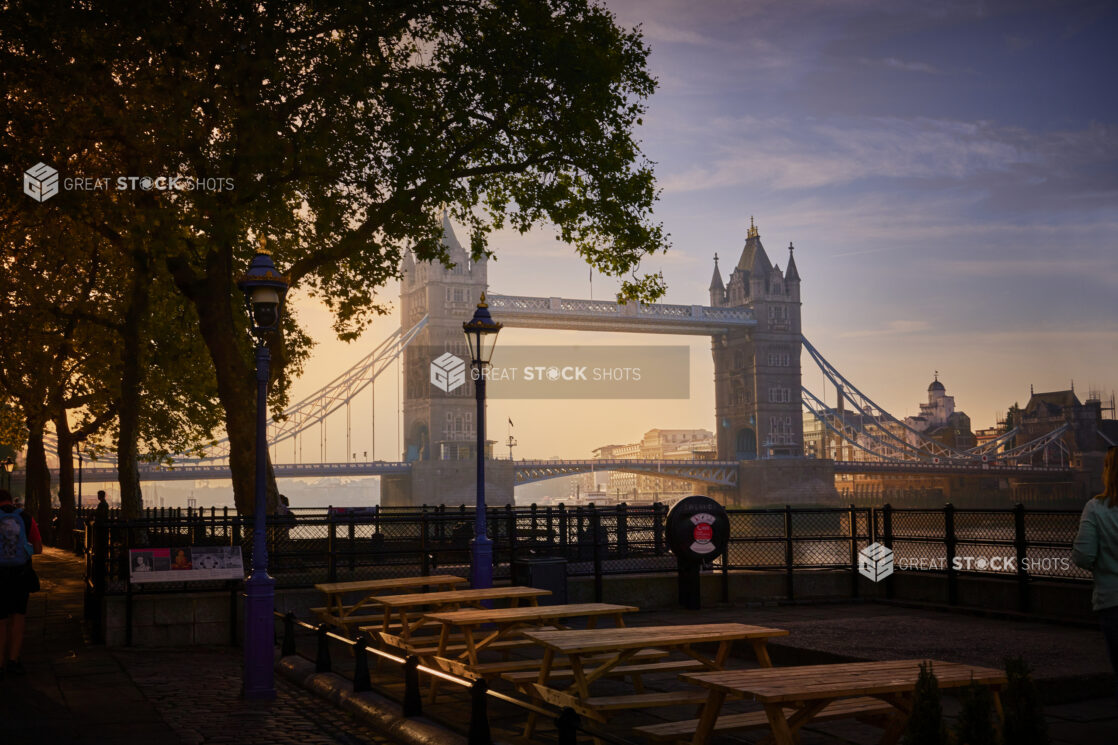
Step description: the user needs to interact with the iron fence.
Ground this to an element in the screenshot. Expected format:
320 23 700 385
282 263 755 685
79 502 1089 597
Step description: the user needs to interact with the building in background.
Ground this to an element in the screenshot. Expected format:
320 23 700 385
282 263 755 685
1010 387 1117 469
904 375 977 451
589 428 715 502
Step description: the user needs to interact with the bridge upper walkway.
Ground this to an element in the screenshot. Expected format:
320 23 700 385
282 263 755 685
486 294 755 334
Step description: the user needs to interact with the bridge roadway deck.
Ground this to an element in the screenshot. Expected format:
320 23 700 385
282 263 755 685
64 457 1072 483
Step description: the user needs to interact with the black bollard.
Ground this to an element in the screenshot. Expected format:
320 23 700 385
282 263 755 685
281 612 297 657
353 637 372 692
467 679 492 745
678 558 701 610
555 707 580 745
315 623 332 673
402 655 422 716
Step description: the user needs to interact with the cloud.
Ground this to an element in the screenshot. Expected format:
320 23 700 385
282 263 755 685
839 320 931 339
859 56 942 74
934 256 1118 286
659 116 1118 196
639 20 726 48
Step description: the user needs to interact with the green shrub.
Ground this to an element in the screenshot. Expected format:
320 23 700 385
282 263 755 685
903 661 950 745
954 676 999 745
1001 657 1049 745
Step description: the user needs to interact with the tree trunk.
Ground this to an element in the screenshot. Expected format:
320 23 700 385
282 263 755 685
24 420 52 543
116 256 150 520
173 250 277 516
52 413 76 549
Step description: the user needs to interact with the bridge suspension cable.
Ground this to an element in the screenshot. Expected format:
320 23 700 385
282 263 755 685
801 336 1070 466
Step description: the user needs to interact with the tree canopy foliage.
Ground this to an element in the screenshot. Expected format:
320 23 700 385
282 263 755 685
0 0 667 514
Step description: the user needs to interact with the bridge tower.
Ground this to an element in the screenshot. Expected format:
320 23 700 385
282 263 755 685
399 214 488 462
709 218 804 460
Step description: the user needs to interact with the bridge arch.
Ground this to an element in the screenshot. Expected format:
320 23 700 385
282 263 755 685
735 428 757 460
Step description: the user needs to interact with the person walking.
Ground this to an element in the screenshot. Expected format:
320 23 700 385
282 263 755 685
93 490 109 525
0 488 43 677
1074 446 1118 707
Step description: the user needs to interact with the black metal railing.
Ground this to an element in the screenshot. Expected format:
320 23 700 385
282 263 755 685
80 502 1088 608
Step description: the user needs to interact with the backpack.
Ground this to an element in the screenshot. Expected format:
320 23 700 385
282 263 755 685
0 507 32 567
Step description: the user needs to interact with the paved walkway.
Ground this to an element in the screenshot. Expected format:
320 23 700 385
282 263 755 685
5 549 398 745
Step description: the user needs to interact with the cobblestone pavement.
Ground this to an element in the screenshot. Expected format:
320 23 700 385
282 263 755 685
7 548 399 745
115 646 397 745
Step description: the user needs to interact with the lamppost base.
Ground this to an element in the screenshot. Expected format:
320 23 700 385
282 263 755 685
242 569 276 700
470 535 494 589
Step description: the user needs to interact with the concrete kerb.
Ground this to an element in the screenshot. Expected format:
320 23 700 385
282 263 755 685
278 655 473 745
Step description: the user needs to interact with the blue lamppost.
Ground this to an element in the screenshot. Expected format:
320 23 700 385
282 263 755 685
463 293 501 589
237 241 288 700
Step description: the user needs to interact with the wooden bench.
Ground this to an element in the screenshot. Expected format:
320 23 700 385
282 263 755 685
314 575 468 635
434 649 672 680
422 602 637 664
526 684 710 718
367 585 551 641
503 659 705 685
634 697 896 741
310 607 388 629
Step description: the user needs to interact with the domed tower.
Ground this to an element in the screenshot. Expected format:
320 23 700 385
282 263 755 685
711 219 804 460
400 213 488 461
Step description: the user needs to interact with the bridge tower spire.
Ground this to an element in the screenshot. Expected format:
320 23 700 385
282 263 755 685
400 214 488 464
712 219 804 460
709 253 725 306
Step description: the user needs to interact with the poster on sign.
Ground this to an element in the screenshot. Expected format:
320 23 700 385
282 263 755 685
689 513 717 554
129 546 245 584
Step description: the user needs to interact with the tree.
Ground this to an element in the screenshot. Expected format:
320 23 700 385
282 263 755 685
1 0 667 514
1002 657 1049 745
953 677 999 745
903 661 949 745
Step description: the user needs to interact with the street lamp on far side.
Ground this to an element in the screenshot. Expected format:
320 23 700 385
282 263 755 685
236 238 288 700
463 292 502 589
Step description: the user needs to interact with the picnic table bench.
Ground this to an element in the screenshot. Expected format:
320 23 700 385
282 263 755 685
312 574 466 635
359 585 551 649
665 659 1007 745
511 623 788 737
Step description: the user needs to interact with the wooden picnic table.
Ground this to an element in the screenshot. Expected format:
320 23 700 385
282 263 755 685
513 623 788 735
424 602 638 672
312 574 466 634
361 585 551 647
675 659 1007 745
422 602 638 703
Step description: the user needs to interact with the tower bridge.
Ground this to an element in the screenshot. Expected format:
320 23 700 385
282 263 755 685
47 214 1081 506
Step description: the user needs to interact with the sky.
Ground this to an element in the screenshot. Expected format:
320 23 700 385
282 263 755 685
285 0 1118 464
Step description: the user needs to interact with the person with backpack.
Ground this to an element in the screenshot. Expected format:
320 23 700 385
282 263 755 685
1074 446 1118 708
0 488 42 677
